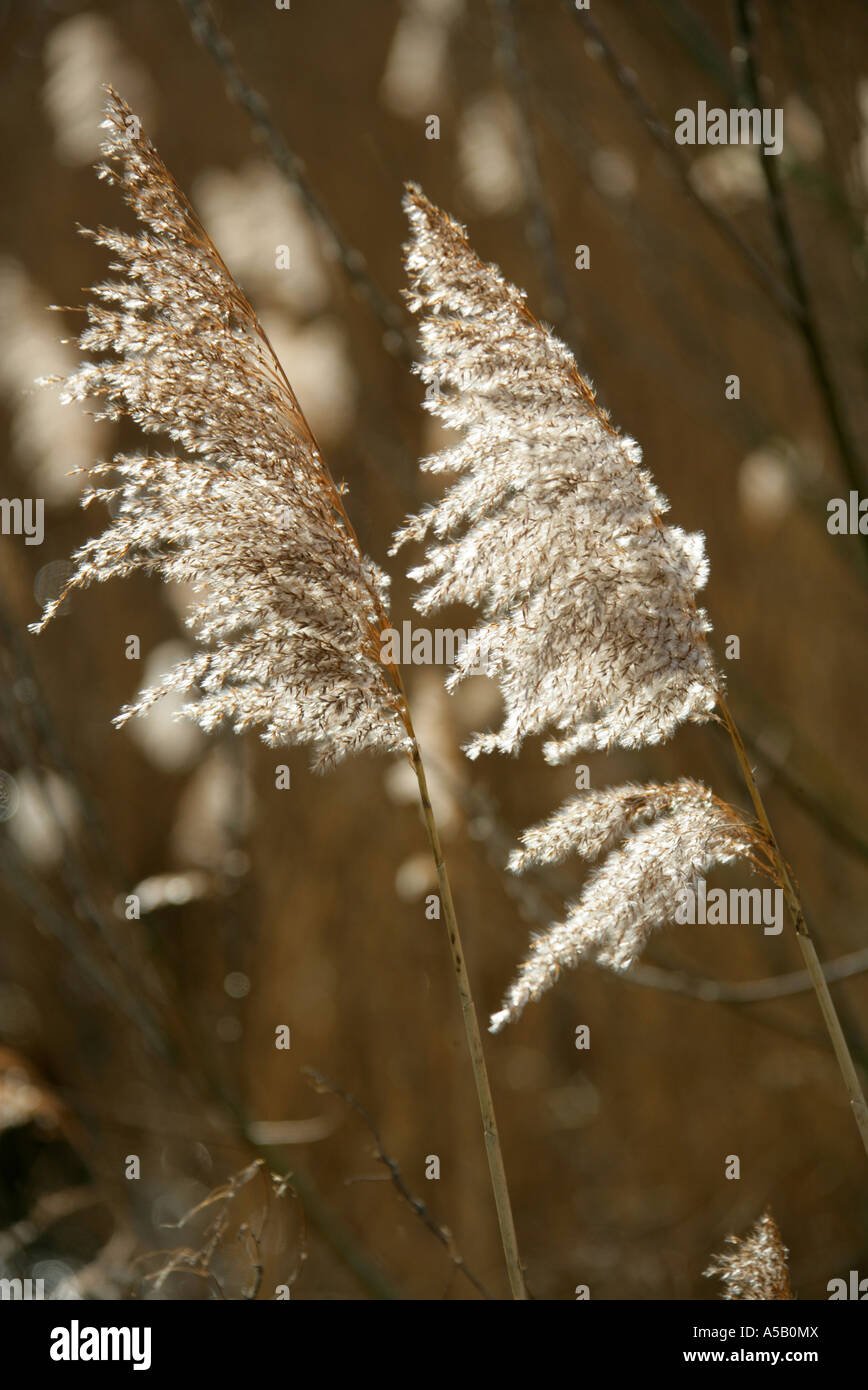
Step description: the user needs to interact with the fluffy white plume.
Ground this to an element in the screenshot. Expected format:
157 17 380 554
705 1211 793 1300
388 189 756 1029
391 186 720 759
489 780 757 1031
32 91 410 771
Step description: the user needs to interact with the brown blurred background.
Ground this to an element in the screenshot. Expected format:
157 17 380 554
0 0 867 1300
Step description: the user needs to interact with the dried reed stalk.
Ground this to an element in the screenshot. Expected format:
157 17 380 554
35 91 526 1299
393 187 868 1163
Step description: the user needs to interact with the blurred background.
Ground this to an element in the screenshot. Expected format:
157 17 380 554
0 0 867 1300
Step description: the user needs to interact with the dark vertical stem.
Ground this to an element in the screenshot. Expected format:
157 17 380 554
490 0 571 331
178 0 413 360
732 0 868 525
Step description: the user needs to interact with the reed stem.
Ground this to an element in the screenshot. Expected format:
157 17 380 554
718 693 868 1159
408 737 528 1299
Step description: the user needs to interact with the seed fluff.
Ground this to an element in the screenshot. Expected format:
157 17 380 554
489 780 760 1031
32 90 410 772
391 185 721 761
705 1211 794 1300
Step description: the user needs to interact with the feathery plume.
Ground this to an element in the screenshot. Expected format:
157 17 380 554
390 188 760 1033
705 1211 794 1300
507 779 701 873
391 185 720 760
489 780 758 1030
35 101 528 1298
32 90 410 772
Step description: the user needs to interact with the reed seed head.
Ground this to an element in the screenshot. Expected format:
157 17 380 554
33 90 410 771
392 185 721 761
705 1211 794 1300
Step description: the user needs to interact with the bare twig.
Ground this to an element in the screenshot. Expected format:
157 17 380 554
304 1068 493 1300
178 0 414 360
489 0 571 331
732 0 868 515
630 947 868 1005
564 2 799 317
145 1157 304 1300
654 0 739 92
0 838 172 1062
160 1159 265 1230
566 2 868 533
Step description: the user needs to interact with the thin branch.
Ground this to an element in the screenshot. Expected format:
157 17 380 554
0 802 403 1299
566 1 868 533
0 839 173 1063
1 622 402 1299
630 946 868 1005
304 1068 493 1300
653 0 740 92
489 0 571 332
564 2 799 317
0 586 121 879
145 1157 304 1300
183 1063 405 1301
0 588 176 1053
177 0 414 361
732 0 868 512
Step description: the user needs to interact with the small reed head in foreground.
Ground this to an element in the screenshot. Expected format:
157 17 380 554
705 1211 794 1300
